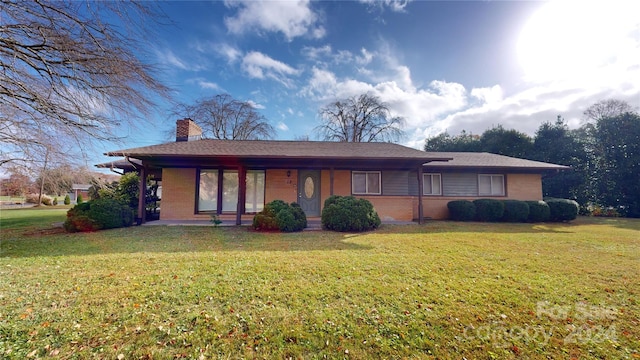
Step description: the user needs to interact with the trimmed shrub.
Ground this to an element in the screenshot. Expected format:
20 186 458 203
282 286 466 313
473 199 505 222
76 194 83 204
64 198 134 232
526 201 551 222
546 198 579 222
64 194 71 205
25 193 39 204
25 193 52 205
53 197 58 206
40 195 53 206
501 200 530 223
321 195 381 232
447 200 476 221
252 200 307 232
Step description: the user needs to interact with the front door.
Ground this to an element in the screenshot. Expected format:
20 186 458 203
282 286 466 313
298 170 321 217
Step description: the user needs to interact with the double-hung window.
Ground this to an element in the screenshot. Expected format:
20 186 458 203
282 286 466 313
478 174 505 196
423 173 442 195
352 171 381 195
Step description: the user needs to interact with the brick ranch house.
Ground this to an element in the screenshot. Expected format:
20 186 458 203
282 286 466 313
99 119 568 225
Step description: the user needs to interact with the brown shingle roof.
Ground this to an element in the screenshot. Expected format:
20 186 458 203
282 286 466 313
423 152 570 170
106 139 451 161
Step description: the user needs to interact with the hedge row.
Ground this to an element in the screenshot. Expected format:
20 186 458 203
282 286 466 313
64 198 134 232
447 198 578 223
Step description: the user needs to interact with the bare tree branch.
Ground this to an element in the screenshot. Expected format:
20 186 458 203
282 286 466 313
316 93 405 142
0 0 172 167
174 94 275 140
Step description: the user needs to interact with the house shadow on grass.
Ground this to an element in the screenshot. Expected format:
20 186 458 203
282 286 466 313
0 225 373 258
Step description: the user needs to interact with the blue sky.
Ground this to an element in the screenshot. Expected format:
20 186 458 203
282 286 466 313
98 0 640 161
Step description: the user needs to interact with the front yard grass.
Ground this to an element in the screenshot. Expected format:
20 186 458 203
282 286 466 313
1 209 638 359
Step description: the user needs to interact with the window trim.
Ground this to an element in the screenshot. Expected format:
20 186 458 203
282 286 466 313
478 174 505 196
423 173 442 196
351 171 382 195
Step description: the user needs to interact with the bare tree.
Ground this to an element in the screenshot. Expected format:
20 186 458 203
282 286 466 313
0 0 171 167
175 94 275 140
583 99 635 123
316 93 404 142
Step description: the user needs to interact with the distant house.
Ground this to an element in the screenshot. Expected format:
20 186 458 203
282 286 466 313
71 184 91 202
99 119 568 224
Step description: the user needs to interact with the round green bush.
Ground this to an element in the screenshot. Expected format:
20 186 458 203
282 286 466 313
526 201 550 222
546 198 579 222
252 200 307 232
76 194 83 204
321 195 381 232
64 198 134 232
501 200 530 222
473 199 505 222
447 200 476 221
64 194 71 205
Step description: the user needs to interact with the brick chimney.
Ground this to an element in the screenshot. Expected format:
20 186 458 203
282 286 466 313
176 118 202 142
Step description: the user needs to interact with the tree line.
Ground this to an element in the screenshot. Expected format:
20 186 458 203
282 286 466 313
424 100 640 218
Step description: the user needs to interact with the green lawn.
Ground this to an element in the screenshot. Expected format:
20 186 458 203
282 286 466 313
1 209 638 359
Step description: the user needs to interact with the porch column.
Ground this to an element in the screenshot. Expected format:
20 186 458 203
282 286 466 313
137 165 147 225
236 165 247 225
417 165 424 224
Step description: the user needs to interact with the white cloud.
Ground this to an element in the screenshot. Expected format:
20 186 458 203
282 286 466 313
224 0 325 41
217 43 242 63
301 45 332 60
359 0 412 13
247 100 265 110
356 48 374 66
155 48 205 72
471 85 503 104
277 122 289 131
186 78 222 91
241 51 300 86
302 68 468 130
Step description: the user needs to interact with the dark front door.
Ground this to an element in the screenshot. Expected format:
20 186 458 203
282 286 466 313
298 170 321 217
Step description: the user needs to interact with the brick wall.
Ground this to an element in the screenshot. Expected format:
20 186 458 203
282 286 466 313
506 173 543 200
359 195 415 221
265 169 297 204
160 168 198 220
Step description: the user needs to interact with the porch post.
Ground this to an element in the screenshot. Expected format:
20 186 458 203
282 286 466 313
137 165 147 225
236 165 247 225
417 164 424 224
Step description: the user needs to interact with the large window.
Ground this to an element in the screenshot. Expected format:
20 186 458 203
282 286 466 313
222 170 239 212
352 171 381 195
245 170 265 213
423 173 442 195
198 169 265 213
478 174 505 196
198 170 218 212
